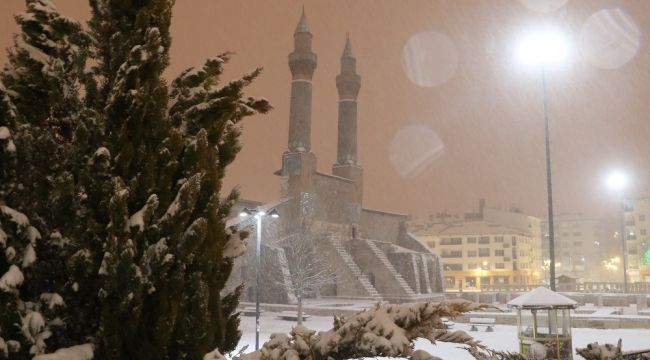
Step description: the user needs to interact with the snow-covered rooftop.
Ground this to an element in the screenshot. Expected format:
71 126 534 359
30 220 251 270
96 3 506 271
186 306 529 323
507 287 578 309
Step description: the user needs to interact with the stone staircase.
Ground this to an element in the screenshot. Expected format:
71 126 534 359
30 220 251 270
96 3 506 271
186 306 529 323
329 237 382 299
365 240 416 297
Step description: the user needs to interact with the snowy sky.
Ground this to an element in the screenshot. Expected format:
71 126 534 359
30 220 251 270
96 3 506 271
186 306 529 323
1 0 649 220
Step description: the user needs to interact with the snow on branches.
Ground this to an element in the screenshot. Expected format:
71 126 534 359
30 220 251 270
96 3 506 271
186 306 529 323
233 300 518 360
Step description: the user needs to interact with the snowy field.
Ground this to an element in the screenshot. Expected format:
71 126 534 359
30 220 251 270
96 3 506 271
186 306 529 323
234 311 650 359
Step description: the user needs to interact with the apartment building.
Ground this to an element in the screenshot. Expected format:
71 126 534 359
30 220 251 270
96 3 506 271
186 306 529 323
541 215 607 282
415 214 542 290
624 196 650 282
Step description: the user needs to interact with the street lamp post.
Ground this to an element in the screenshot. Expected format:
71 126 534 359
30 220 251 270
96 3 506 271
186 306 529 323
606 171 629 292
619 202 629 293
516 28 568 291
541 67 557 291
239 207 280 350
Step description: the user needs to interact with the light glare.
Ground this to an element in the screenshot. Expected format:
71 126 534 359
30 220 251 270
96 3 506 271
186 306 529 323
605 171 628 191
517 29 568 66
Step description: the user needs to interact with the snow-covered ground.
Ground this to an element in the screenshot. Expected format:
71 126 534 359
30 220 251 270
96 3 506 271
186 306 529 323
235 310 650 359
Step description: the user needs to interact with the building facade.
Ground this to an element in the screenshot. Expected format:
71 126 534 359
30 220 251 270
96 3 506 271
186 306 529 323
624 195 650 283
541 215 607 282
415 204 543 291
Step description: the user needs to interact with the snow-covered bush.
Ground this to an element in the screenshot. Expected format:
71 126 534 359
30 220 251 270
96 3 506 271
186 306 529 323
574 339 650 360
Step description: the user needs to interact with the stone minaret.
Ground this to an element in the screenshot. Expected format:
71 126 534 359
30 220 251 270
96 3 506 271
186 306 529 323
332 35 363 204
280 9 318 196
287 8 317 153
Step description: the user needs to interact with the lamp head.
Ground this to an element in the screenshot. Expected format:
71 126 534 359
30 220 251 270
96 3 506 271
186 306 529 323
239 208 253 217
605 170 629 192
516 28 569 67
268 209 280 218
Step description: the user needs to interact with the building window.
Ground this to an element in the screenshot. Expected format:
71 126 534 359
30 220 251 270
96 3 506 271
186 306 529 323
478 248 490 257
479 236 490 244
467 250 477 257
481 277 490 285
467 237 477 244
441 250 463 258
512 236 517 246
573 241 583 247
468 263 478 270
495 236 504 243
641 229 647 236
495 263 505 269
495 249 505 256
493 276 509 284
440 237 462 245
465 277 477 287
445 264 463 271
640 214 646 221
573 232 582 236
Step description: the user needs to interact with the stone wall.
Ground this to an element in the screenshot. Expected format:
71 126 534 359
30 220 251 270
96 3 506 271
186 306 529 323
399 231 433 253
312 172 360 224
389 252 420 293
360 208 405 244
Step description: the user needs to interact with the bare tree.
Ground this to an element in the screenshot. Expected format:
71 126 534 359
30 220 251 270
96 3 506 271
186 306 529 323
281 232 339 325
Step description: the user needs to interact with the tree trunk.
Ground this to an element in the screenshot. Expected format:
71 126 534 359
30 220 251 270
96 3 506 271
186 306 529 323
297 294 303 326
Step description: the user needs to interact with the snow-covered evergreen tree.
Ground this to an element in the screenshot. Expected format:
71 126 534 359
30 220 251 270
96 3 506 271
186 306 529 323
1 0 93 357
0 0 269 358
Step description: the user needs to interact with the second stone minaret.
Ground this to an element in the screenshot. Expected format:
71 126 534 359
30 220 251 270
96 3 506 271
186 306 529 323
332 35 363 204
287 9 317 152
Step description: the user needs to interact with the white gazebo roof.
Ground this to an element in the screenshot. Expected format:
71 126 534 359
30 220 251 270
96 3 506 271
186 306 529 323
507 287 578 309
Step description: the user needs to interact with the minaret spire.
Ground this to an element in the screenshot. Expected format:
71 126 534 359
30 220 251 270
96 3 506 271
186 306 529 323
334 33 360 166
333 34 363 204
287 8 317 152
342 33 353 58
295 6 309 33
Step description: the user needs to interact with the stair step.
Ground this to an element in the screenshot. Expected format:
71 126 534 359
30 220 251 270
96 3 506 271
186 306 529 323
365 240 416 296
329 237 382 300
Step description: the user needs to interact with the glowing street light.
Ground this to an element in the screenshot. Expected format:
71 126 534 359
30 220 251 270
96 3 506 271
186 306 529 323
516 29 568 67
605 170 630 292
605 170 629 192
516 27 569 291
239 206 280 350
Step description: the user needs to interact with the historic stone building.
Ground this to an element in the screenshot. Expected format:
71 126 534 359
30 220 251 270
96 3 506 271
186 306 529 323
227 11 444 303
